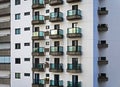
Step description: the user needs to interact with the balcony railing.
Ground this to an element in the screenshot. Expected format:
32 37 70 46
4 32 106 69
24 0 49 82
0 63 10 71
32 47 45 56
67 64 81 73
50 80 63 87
49 12 63 22
49 63 63 72
0 7 10 17
49 0 63 6
98 73 108 82
98 24 108 31
0 35 10 43
0 21 10 30
67 46 82 55
32 79 45 87
32 31 45 40
67 0 81 3
50 46 63 56
32 63 45 72
32 15 45 24
49 29 63 39
98 57 108 65
0 49 10 56
67 27 82 38
0 77 10 84
32 0 45 9
0 0 10 3
67 81 81 87
98 41 108 48
67 10 82 20
98 7 108 15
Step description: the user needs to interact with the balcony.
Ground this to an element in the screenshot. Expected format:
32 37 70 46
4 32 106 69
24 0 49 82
67 0 81 3
0 49 10 56
50 80 63 87
98 73 108 82
98 57 108 65
0 21 10 30
32 31 45 40
49 29 63 39
98 40 108 48
0 77 10 84
32 0 45 9
98 24 108 31
32 79 45 87
49 0 63 6
49 12 63 22
32 63 45 72
67 46 82 55
67 64 81 73
67 81 81 87
0 35 10 43
32 15 45 25
32 47 45 56
0 0 10 3
67 27 82 38
67 10 82 20
50 46 63 56
98 7 108 15
49 63 63 72
0 7 10 17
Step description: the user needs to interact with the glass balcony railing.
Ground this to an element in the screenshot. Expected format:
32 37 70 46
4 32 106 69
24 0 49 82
33 0 44 5
33 31 44 37
67 27 81 34
33 63 44 69
50 46 63 52
50 63 63 70
67 46 81 52
33 15 45 21
33 47 44 53
67 81 81 87
33 79 45 84
50 80 63 86
67 10 81 16
50 29 63 35
50 12 63 19
67 64 81 70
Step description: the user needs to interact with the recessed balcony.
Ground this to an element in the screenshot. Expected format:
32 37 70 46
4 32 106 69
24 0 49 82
98 24 108 31
32 47 45 56
67 81 81 87
98 40 108 48
98 73 108 82
67 46 82 55
98 57 108 65
0 34 10 43
32 63 45 72
49 12 63 22
67 64 81 73
32 0 45 9
0 49 10 56
50 80 63 87
49 63 63 72
0 0 10 3
32 79 45 87
50 46 63 56
49 0 63 6
67 27 82 38
49 29 63 39
98 7 108 15
32 31 45 40
0 21 10 30
0 77 10 84
32 15 45 25
0 7 10 17
67 0 81 3
67 10 82 20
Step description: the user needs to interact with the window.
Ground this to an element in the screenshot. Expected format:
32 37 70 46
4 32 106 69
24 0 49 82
46 74 49 77
15 13 20 20
72 5 78 10
24 58 30 61
15 0 20 5
15 28 21 34
24 73 30 76
46 42 49 45
15 58 20 64
24 27 30 31
35 43 39 48
46 25 49 29
15 43 21 49
54 24 60 29
24 12 30 16
15 73 21 79
24 43 30 46
35 27 39 32
46 58 49 61
46 9 49 13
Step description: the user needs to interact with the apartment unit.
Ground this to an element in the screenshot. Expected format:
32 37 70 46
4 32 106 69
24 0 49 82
0 0 11 87
11 0 120 87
